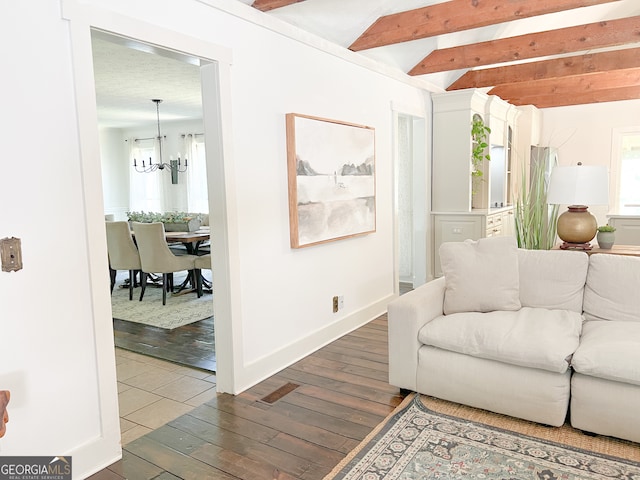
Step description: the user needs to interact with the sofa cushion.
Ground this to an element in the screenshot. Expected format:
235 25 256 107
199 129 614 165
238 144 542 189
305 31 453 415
571 320 640 386
518 249 588 313
583 254 640 323
439 236 520 315
418 307 583 374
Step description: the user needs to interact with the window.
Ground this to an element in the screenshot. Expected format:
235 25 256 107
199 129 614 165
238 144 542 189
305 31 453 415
184 134 209 213
612 128 640 215
129 138 165 212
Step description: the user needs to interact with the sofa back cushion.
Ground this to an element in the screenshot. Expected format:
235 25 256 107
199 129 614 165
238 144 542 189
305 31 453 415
518 249 588 313
583 254 640 323
440 236 520 315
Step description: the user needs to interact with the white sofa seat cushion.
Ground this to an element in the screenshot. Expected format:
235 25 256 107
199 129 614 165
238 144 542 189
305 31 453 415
440 236 521 314
418 307 583 374
572 320 640 386
583 254 640 323
518 249 588 313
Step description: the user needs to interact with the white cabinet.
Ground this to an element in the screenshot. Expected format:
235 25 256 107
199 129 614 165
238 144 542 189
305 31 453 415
432 90 488 213
502 208 516 238
433 208 514 277
432 90 517 213
431 89 520 278
606 215 640 245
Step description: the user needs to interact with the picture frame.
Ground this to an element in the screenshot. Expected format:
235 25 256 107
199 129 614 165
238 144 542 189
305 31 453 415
286 113 376 248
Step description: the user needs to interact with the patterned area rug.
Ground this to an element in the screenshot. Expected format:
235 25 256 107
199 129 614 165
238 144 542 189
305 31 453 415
325 394 640 480
111 281 213 329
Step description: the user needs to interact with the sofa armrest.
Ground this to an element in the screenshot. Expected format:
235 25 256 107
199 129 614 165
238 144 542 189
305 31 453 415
387 277 446 391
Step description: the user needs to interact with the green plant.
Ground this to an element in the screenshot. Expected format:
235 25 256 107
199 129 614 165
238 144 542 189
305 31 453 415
471 114 491 178
126 211 201 223
597 224 616 233
515 158 559 250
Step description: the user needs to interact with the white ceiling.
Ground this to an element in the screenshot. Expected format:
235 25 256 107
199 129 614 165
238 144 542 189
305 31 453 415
92 31 202 129
91 1 640 128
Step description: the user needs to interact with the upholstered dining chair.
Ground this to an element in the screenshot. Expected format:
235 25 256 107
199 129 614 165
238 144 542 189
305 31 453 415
105 221 141 301
194 254 212 298
132 222 198 305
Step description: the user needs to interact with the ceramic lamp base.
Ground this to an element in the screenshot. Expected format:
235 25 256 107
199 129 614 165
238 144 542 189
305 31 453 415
556 205 597 249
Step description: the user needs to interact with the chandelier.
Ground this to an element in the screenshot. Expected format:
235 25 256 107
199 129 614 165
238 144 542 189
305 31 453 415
133 99 188 174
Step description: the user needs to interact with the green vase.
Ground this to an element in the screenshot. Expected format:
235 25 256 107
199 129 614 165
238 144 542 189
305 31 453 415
597 231 615 249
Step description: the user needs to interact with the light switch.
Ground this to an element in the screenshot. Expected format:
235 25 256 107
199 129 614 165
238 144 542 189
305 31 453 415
1 237 23 272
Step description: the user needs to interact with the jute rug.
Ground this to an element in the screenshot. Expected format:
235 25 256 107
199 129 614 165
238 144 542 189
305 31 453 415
325 394 640 479
111 282 213 329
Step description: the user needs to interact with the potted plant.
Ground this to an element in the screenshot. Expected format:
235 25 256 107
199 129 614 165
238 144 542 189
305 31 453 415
514 158 559 250
160 212 202 232
471 114 491 180
126 211 202 232
596 224 616 249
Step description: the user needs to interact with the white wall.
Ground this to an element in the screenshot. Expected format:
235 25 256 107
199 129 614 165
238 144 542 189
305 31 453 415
541 99 640 226
100 127 129 220
0 1 121 476
0 0 430 476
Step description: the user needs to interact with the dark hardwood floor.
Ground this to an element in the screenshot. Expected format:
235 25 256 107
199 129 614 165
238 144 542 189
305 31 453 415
92 313 405 479
111 268 216 372
113 316 216 372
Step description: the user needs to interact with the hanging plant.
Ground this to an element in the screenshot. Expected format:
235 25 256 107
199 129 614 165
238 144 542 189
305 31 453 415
471 114 491 178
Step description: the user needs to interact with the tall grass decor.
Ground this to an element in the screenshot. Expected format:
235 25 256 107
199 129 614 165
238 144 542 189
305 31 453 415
515 157 559 250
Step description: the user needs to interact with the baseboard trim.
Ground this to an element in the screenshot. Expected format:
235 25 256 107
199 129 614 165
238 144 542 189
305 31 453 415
233 294 395 394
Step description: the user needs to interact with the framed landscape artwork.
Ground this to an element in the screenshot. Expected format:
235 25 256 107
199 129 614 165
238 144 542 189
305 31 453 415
286 113 376 248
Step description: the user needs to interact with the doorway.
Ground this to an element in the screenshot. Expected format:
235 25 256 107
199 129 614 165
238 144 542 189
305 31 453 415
396 112 428 293
93 30 216 372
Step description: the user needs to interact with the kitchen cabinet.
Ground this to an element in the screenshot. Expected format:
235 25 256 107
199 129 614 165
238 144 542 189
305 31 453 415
431 89 520 277
433 207 514 277
432 90 518 213
606 215 640 245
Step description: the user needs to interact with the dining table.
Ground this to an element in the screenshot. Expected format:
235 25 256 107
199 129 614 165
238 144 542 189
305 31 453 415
164 227 210 255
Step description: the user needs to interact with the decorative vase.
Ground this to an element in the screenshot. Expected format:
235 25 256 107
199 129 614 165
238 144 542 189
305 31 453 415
597 231 615 249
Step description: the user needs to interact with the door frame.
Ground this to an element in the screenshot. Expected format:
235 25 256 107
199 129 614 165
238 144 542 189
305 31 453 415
62 0 239 396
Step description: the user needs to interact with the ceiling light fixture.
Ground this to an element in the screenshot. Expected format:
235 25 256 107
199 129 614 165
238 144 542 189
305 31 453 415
133 99 188 174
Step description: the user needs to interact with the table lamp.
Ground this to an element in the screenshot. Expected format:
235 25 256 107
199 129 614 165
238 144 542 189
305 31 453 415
547 163 609 250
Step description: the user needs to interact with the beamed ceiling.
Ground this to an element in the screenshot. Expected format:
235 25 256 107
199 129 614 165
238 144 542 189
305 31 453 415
244 0 640 108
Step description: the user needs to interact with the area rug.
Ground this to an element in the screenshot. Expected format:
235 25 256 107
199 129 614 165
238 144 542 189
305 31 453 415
325 394 640 479
111 283 213 329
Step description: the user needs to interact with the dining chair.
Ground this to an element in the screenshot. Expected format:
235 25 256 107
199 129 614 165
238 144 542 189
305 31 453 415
132 222 198 305
105 221 141 300
194 254 212 297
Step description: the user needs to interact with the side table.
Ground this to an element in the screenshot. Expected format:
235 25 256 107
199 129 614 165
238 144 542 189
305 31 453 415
551 244 640 257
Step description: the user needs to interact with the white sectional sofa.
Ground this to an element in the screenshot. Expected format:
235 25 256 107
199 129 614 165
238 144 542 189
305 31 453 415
388 236 640 443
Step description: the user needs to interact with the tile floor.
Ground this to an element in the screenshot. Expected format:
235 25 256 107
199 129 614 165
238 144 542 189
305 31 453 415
115 347 217 445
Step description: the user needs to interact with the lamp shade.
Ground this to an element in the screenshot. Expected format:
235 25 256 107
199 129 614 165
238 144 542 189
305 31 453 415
547 165 609 206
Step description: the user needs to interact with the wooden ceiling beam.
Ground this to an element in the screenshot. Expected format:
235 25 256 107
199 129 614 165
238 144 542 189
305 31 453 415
252 0 304 12
501 85 640 108
489 67 640 100
448 47 640 90
409 15 640 75
350 0 620 52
